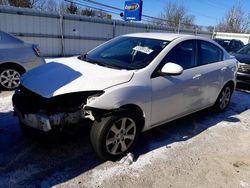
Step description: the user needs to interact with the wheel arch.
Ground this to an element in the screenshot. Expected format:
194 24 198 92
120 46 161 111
216 80 235 100
221 80 236 91
119 104 145 132
225 80 235 91
0 62 26 74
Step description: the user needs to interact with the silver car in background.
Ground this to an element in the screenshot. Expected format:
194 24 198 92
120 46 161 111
0 31 45 90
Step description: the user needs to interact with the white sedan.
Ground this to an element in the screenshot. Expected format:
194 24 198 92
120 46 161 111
12 33 238 160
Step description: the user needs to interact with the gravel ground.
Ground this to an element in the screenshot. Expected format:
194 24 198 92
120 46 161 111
0 87 250 188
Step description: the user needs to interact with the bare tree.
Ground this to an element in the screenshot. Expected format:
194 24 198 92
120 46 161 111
216 4 250 33
32 0 69 14
32 0 47 10
81 8 96 17
206 26 215 33
66 2 77 14
43 0 58 12
159 2 195 29
56 1 67 14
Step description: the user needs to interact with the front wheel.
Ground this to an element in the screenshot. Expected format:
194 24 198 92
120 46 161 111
90 111 140 160
214 85 233 112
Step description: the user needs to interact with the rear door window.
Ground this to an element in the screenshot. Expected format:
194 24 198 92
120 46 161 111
199 41 223 65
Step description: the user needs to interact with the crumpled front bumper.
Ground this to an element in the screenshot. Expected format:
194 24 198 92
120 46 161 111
15 107 51 131
14 105 83 132
12 85 107 132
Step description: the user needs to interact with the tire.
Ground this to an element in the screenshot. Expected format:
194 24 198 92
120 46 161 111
214 84 233 112
90 111 141 160
0 65 24 90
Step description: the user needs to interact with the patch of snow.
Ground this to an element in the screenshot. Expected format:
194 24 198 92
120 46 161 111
84 147 168 188
45 58 63 63
118 153 134 165
240 180 249 187
0 93 13 112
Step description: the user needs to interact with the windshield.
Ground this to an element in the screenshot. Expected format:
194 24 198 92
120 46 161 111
82 36 170 70
237 44 250 55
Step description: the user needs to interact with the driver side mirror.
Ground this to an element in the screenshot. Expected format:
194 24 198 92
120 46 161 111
160 62 183 76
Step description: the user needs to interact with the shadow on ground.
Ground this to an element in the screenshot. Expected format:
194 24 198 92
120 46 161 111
0 89 249 187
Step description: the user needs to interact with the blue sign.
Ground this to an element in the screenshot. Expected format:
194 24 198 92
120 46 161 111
124 0 143 21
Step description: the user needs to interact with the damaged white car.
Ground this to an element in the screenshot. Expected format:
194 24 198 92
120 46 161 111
12 33 237 160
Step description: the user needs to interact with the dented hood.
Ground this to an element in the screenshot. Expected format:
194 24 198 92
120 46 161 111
21 56 134 98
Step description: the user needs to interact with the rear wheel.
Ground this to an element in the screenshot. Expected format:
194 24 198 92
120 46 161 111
90 111 140 160
0 66 24 90
214 84 233 111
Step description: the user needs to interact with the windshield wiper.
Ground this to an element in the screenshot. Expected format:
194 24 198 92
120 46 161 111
85 58 122 70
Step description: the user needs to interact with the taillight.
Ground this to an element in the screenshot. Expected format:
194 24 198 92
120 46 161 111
32 44 41 57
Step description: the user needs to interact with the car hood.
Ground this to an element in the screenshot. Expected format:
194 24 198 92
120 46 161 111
21 56 134 98
233 53 250 64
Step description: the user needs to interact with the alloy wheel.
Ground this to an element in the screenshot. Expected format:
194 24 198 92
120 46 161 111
0 69 21 89
105 117 136 155
219 87 231 110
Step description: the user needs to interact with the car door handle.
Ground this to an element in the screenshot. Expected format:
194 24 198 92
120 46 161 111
221 67 227 71
193 74 201 79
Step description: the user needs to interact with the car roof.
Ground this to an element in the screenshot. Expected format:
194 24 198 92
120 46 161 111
123 32 197 41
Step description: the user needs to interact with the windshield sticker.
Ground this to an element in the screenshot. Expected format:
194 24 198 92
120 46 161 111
133 46 153 54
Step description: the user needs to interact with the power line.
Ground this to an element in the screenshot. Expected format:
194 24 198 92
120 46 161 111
65 0 162 25
81 0 123 12
206 0 230 9
188 9 217 20
73 0 173 23
79 0 217 25
66 0 205 27
64 0 121 16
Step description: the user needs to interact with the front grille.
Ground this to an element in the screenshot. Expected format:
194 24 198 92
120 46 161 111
238 63 250 73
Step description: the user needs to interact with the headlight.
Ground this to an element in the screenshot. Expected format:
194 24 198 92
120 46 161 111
44 91 104 114
87 91 105 104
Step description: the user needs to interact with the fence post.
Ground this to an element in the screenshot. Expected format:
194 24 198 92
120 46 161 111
177 21 181 34
112 21 116 38
195 27 198 35
59 14 64 56
212 26 216 39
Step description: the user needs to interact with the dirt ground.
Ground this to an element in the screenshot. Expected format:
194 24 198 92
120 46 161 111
0 86 250 188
